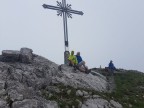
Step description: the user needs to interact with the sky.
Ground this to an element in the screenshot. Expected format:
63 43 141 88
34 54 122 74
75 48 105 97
0 0 144 72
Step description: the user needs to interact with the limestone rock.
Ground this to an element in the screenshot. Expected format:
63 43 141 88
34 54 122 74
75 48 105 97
55 64 108 92
8 89 23 101
12 99 58 108
0 89 6 96
20 48 33 63
83 91 89 96
110 100 123 108
0 99 9 108
2 50 20 62
45 101 59 108
76 90 83 96
92 95 101 98
12 99 38 108
0 80 5 90
82 98 123 108
46 86 60 93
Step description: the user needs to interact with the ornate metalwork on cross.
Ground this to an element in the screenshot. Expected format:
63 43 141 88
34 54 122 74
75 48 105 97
42 0 84 64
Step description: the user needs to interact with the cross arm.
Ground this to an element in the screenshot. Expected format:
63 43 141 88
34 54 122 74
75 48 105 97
67 9 84 15
42 4 62 11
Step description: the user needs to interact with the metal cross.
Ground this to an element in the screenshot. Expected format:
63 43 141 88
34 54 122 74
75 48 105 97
42 0 84 64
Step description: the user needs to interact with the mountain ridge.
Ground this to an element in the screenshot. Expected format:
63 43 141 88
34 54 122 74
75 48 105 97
0 48 143 108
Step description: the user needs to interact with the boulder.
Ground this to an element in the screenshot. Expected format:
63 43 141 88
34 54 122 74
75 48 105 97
110 100 123 108
2 50 20 62
12 99 40 108
83 91 89 96
76 90 83 96
20 48 33 63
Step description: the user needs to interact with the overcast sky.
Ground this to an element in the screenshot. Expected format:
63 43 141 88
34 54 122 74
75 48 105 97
0 0 144 72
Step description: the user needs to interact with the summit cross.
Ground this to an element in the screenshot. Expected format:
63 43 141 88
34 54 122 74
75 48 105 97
42 0 84 64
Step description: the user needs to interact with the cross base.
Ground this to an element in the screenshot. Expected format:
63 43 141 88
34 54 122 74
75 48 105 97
64 51 70 65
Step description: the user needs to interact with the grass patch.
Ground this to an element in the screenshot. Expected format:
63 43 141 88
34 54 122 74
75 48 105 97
41 84 85 107
105 71 144 108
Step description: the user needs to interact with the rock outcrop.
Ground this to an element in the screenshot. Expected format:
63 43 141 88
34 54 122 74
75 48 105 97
0 48 122 108
20 48 33 63
55 65 107 91
2 50 20 62
1 48 33 63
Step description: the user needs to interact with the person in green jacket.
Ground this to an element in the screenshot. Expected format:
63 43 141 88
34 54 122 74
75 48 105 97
68 51 78 66
68 51 90 73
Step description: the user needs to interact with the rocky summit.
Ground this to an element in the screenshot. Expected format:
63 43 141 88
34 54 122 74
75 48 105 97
0 48 123 108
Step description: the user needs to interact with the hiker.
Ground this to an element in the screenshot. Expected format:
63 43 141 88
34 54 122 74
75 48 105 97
76 52 89 73
108 60 116 75
68 51 78 67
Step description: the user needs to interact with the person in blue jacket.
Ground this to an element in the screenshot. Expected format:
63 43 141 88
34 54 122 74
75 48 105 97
108 60 116 74
76 52 89 73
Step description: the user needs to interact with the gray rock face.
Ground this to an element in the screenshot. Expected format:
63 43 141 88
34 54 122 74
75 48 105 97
12 99 58 108
0 52 58 108
55 65 108 92
0 99 9 108
8 89 23 101
20 48 33 63
0 48 122 108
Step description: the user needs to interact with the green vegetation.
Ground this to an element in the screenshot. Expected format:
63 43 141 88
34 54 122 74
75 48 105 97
105 71 144 108
41 84 85 107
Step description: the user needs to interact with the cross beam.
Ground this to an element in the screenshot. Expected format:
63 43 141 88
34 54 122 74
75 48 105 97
42 0 84 64
43 4 84 15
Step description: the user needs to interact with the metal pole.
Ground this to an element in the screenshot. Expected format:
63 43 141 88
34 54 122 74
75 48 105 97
64 0 69 51
62 0 69 64
64 10 70 65
63 12 66 51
